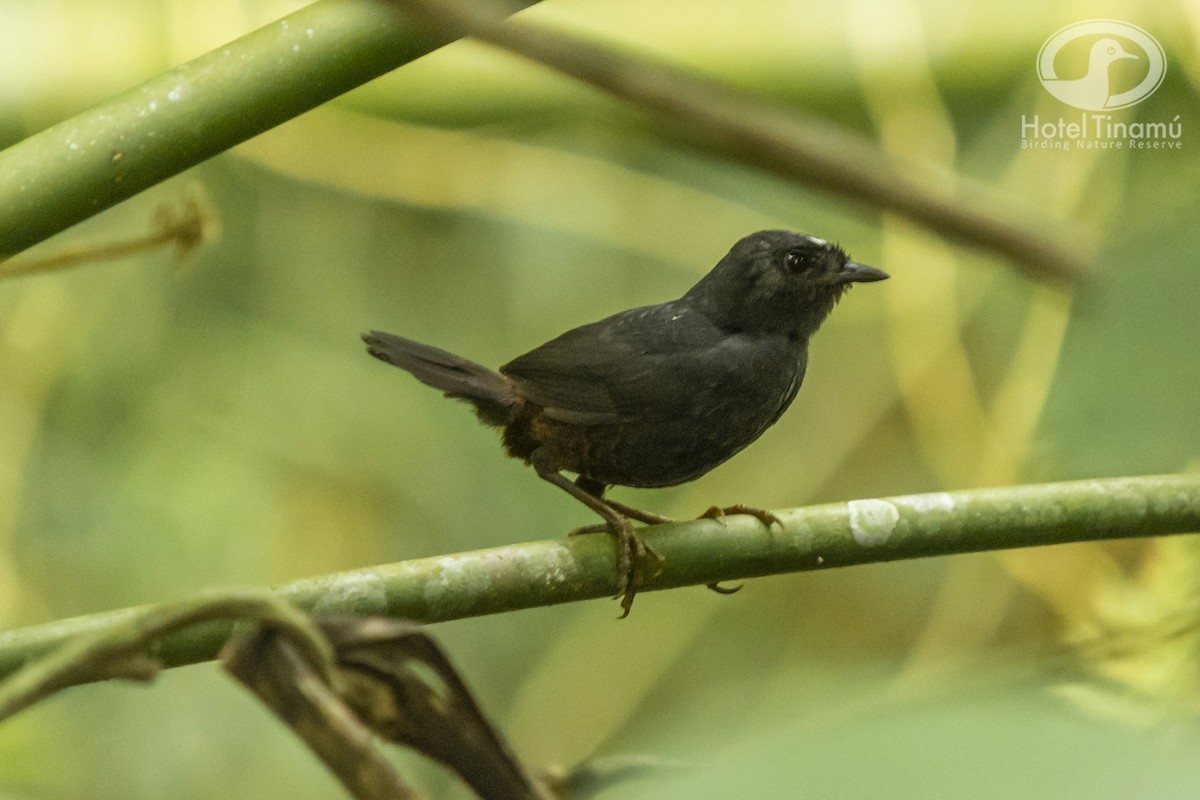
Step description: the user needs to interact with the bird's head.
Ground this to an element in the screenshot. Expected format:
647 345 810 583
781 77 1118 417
684 230 888 339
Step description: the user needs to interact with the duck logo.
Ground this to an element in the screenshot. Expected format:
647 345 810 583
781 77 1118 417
1037 21 1165 111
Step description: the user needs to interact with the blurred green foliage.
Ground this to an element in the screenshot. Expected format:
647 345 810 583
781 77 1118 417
0 0 1198 797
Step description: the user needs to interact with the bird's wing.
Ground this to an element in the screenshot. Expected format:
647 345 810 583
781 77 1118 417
501 303 729 425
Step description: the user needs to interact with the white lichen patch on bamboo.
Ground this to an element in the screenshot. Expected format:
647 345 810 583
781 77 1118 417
847 498 899 546
311 571 387 614
894 492 955 513
532 543 577 587
423 554 494 613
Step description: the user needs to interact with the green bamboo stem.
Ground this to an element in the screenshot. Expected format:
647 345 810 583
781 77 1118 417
0 474 1195 683
0 0 539 258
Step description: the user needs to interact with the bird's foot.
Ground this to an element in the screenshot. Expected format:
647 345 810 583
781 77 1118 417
570 500 778 612
698 503 784 529
609 517 664 618
569 516 663 618
698 504 781 596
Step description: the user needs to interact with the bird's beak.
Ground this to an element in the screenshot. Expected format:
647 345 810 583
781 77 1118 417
837 261 889 283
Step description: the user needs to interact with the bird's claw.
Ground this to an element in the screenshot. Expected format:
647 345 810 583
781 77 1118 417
611 518 638 618
699 503 783 529
608 518 663 618
578 501 775 616
572 516 661 618
696 504 778 598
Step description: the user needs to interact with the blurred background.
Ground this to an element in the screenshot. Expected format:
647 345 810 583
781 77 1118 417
1 0 1199 797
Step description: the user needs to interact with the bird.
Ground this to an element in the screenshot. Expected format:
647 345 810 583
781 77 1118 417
363 230 888 616
1042 37 1138 110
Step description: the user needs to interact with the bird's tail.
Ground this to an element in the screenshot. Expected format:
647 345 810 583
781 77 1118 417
362 330 521 427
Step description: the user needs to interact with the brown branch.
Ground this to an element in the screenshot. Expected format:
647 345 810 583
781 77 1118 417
385 0 1090 285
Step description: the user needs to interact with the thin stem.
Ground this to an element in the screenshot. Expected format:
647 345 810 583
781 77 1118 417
0 186 219 278
0 591 331 723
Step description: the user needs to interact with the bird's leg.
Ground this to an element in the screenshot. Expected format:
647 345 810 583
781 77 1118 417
605 498 676 525
531 452 655 618
574 476 675 525
566 477 628 535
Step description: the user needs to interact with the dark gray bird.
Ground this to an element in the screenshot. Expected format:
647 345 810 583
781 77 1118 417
364 230 887 616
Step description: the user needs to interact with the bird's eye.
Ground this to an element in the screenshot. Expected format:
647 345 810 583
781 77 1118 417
784 250 811 273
